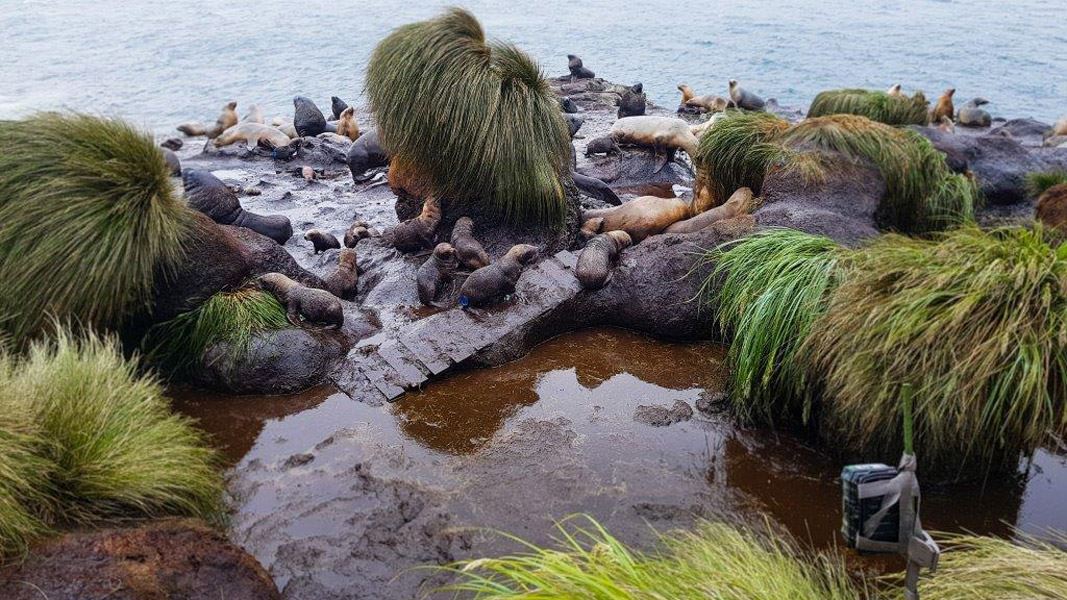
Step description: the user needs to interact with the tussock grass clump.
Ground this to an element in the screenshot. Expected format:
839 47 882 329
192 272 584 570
909 532 1067 599
807 88 929 125
0 368 51 557
0 113 193 347
707 229 843 426
1027 170 1067 197
439 516 867 599
143 288 288 373
693 110 797 205
807 226 1067 469
367 8 572 225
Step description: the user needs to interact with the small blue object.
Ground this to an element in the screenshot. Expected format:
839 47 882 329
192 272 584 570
459 295 470 309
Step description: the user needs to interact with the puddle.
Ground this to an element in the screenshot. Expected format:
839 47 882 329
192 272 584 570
173 327 1067 598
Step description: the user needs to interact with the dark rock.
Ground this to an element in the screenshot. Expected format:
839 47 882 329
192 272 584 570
0 519 280 600
195 327 349 394
668 399 694 422
184 169 293 243
284 452 315 468
989 118 1052 145
162 147 181 176
160 137 183 150
696 391 728 416
224 225 326 289
288 135 351 172
633 400 692 426
293 96 328 137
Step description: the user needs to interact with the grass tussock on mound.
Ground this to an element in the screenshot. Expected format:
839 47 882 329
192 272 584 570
807 88 929 125
367 8 572 225
708 229 843 426
0 329 223 556
1027 170 1067 197
0 113 193 347
907 532 1067 599
143 288 288 373
808 225 1067 469
439 516 866 600
693 112 975 233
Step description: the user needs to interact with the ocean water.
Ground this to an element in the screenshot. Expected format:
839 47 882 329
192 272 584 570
1 0 1064 132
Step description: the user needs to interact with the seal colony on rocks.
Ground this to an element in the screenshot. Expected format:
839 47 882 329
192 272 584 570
257 272 343 328
417 243 459 305
577 184 750 243
458 244 539 308
576 230 632 290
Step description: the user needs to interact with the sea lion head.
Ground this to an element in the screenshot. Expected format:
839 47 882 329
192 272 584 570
433 242 457 261
728 79 738 90
508 244 540 265
224 101 237 111
944 88 956 98
971 97 990 107
338 247 358 268
887 83 901 94
567 54 578 61
677 83 691 93
630 83 643 93
580 217 605 241
606 230 633 250
565 114 584 137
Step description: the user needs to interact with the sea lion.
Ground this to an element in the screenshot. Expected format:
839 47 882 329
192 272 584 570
579 216 604 241
162 148 181 176
293 96 328 137
450 217 491 271
325 247 358 300
585 135 622 157
957 98 992 127
301 166 317 181
304 229 340 253
567 54 595 80
271 117 299 138
559 97 579 113
258 272 343 328
346 129 390 183
728 80 765 111
458 244 539 308
689 112 728 138
161 138 183 151
331 96 349 120
930 88 956 123
617 83 647 119
565 114 585 138
581 196 689 242
316 132 352 145
336 106 360 141
610 116 699 170
936 115 955 134
678 84 696 104
686 95 729 113
343 221 379 248
383 196 441 252
417 243 459 305
242 104 264 124
572 172 622 206
887 84 904 98
183 169 293 244
576 230 632 290
176 101 237 138
663 187 753 234
213 123 292 150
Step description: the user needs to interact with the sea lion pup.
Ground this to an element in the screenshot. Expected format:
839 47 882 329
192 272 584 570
581 196 689 243
458 244 540 308
728 80 766 111
567 54 595 80
346 129 390 183
579 216 605 241
336 106 361 141
304 229 341 253
559 97 579 113
930 88 956 123
162 148 181 176
957 98 992 127
663 187 753 234
576 230 632 291
585 134 622 157
183 169 293 244
887 84 904 98
617 83 647 118
293 96 328 137
383 196 441 252
325 248 359 300
213 122 292 150
258 272 343 329
331 96 349 120
343 221 378 247
242 104 264 124
610 116 700 171
450 217 491 270
417 243 459 305
161 137 183 150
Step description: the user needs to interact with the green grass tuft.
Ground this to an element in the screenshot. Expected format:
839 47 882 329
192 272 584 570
0 113 194 347
0 362 52 557
143 287 289 374
706 229 843 427
436 515 868 599
807 89 929 125
807 225 1067 470
1027 170 1067 197
366 7 572 226
692 110 797 205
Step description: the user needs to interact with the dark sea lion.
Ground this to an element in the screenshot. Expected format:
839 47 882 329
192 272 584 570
663 187 753 234
161 138 183 150
617 83 647 119
957 98 992 127
304 229 341 253
728 80 765 111
572 172 622 206
584 134 622 157
930 88 956 124
336 106 360 141
567 54 595 80
162 148 181 176
343 221 379 248
383 196 441 252
293 96 328 137
183 169 293 244
565 114 585 137
559 97 579 113
576 230 632 290
450 217 491 271
325 247 359 300
331 96 349 120
417 243 459 305
458 244 539 308
258 272 343 328
346 129 390 183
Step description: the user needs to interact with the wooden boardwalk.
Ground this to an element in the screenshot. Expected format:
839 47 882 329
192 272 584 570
330 250 581 403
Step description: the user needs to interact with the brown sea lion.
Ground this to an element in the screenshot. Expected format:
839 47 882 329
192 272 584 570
663 187 753 234
581 196 689 243
689 112 728 138
575 230 632 290
617 83 647 119
728 80 765 111
383 196 441 252
325 248 359 300
930 88 956 123
579 216 605 241
175 101 238 138
343 221 378 247
417 243 459 305
1037 183 1067 233
610 116 700 171
213 123 292 150
957 98 992 127
242 104 264 124
450 217 491 271
271 117 299 138
459 244 539 308
686 95 729 113
678 84 696 104
258 272 343 328
304 229 340 253
568 54 595 80
336 106 360 141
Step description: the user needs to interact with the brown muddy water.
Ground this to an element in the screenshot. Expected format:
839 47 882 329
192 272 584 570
174 327 1067 597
